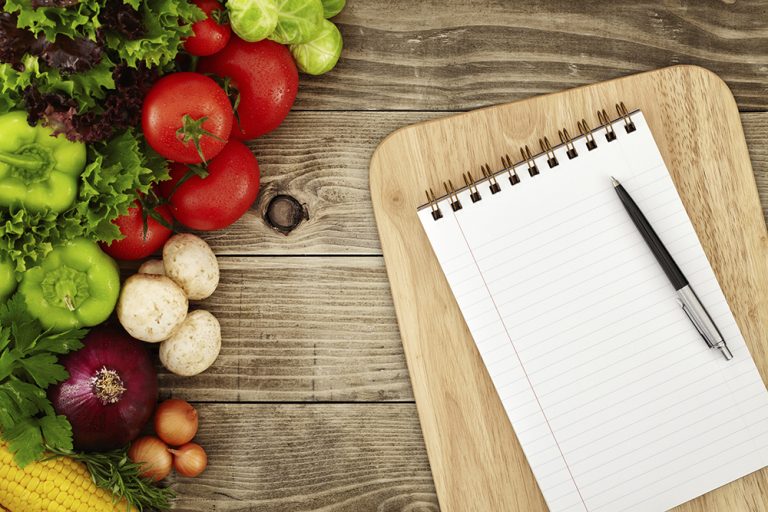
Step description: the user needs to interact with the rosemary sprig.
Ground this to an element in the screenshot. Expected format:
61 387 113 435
46 446 175 512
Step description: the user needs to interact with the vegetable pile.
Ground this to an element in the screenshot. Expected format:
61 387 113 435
130 399 208 481
49 328 158 451
0 0 347 509
118 233 224 378
225 0 345 75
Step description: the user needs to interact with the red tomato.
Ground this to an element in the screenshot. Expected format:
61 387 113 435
198 38 298 140
142 72 233 164
100 201 174 260
184 0 231 57
162 140 260 231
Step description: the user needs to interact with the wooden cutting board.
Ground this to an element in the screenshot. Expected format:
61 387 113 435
369 66 768 511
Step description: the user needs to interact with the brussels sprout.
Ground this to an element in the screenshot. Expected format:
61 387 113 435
321 0 345 18
290 18 342 75
228 0 279 42
268 0 324 44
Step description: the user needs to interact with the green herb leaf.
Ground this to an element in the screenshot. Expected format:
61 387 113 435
0 295 87 467
39 415 74 453
0 295 32 331
6 379 54 417
19 353 69 389
4 419 44 468
32 329 87 355
0 326 11 353
0 390 16 427
0 345 15 381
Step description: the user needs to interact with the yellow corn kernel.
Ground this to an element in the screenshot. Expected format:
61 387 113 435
0 442 138 512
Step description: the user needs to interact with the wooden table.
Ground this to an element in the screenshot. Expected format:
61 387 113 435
167 2 768 510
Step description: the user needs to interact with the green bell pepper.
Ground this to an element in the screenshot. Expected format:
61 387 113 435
0 258 17 303
0 110 86 213
19 238 120 331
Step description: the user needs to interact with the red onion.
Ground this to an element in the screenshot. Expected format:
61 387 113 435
48 327 158 451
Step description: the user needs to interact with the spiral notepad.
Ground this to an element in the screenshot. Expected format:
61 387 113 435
417 107 768 512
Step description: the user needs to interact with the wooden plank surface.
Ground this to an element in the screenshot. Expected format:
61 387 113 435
295 0 768 111
208 112 767 256
168 404 438 512
161 2 768 510
159 257 412 402
370 66 768 511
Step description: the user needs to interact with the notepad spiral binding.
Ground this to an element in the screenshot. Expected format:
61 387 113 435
423 102 637 221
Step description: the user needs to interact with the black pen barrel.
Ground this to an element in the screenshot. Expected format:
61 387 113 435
614 183 688 290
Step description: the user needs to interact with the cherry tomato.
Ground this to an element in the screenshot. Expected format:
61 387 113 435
198 37 298 140
142 72 233 164
184 0 231 57
161 140 260 231
100 201 174 260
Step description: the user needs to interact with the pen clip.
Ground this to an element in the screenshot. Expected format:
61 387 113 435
677 299 714 348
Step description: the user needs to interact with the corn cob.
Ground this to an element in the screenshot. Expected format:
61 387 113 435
0 442 137 512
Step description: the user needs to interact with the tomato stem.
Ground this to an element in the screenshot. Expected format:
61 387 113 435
213 75 241 127
167 164 210 200
175 114 225 163
210 8 229 25
135 192 175 238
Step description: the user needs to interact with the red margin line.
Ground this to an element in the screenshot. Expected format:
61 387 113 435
453 213 589 511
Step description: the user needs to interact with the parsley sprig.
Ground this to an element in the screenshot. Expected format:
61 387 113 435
0 294 87 467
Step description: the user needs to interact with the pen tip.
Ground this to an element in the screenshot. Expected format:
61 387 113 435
719 344 734 361
610 176 620 187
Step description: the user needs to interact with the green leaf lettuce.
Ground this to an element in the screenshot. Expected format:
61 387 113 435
0 55 115 114
105 0 204 68
3 0 203 69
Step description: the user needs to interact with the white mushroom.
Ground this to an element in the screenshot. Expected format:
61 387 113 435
163 234 219 300
138 259 165 275
159 310 221 376
117 274 188 343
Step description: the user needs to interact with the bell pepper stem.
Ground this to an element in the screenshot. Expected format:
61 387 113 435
63 294 76 312
0 150 44 170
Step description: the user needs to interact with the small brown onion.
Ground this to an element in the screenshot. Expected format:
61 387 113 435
128 436 172 481
154 399 199 446
170 442 207 478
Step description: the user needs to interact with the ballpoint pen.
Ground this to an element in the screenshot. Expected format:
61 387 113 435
611 176 733 361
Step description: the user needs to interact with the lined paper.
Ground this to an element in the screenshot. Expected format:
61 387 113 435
418 112 768 512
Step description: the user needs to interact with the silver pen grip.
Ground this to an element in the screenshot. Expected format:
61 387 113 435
676 285 733 360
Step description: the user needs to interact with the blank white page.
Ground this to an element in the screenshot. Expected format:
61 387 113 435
418 112 768 512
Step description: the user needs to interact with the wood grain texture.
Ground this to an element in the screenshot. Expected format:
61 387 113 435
168 403 438 512
202 112 766 256
370 66 768 511
295 0 768 111
749 113 768 217
204 113 439 255
165 111 767 402
158 257 412 402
